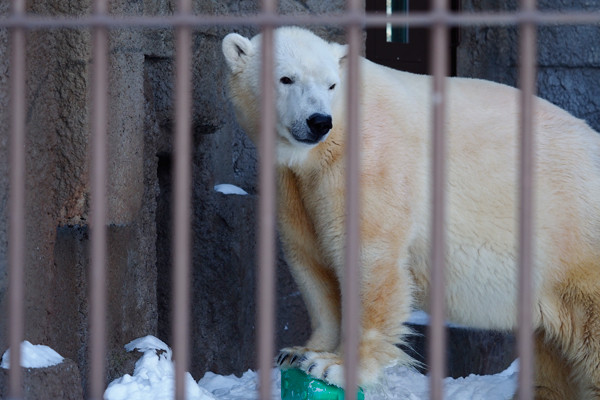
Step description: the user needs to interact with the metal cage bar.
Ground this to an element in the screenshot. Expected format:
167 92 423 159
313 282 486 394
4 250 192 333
88 0 109 398
2 11 600 29
516 0 538 399
342 0 362 398
172 0 193 398
7 0 26 398
256 1 277 399
428 0 449 399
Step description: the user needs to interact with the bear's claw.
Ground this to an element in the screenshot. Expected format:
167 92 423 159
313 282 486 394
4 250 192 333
276 347 307 369
277 353 288 365
276 348 348 386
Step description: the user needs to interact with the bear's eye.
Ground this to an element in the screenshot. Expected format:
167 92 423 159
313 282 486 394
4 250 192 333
280 76 294 85
329 83 336 90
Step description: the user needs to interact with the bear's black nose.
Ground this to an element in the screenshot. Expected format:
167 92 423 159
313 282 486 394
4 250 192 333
306 113 332 141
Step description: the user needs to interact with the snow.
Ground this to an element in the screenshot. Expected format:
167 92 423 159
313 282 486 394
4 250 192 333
371 361 518 400
1 341 64 369
104 336 214 400
104 335 518 400
0 322 516 399
406 310 431 325
197 369 280 400
214 184 248 196
406 310 468 329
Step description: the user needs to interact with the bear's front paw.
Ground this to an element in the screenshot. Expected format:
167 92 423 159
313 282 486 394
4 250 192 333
297 351 344 387
276 347 310 369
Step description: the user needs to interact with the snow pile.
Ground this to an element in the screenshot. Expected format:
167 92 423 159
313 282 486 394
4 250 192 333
1 341 64 369
374 360 518 400
103 336 214 400
214 184 248 196
105 335 518 400
197 369 280 400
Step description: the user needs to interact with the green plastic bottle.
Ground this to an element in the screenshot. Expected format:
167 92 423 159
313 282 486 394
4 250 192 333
280 368 365 400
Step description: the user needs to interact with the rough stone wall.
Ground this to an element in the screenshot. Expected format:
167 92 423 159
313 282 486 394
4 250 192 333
0 0 346 395
0 0 159 393
458 0 600 132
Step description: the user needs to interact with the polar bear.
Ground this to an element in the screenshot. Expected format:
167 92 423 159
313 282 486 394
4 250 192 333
222 27 600 398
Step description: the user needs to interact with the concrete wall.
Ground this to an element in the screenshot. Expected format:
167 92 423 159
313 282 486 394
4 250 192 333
0 0 346 396
0 0 158 393
458 0 600 132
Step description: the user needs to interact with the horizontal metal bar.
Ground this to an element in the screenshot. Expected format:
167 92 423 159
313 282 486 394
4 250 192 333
368 10 600 26
0 10 600 29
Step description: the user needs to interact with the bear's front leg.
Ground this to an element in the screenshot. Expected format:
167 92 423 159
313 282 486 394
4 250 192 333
275 169 343 369
292 255 415 387
275 253 341 370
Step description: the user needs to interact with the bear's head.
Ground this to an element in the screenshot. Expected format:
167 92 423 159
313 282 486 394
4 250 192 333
222 27 347 166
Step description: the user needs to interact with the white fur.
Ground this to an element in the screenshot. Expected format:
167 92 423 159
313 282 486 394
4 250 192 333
223 28 346 167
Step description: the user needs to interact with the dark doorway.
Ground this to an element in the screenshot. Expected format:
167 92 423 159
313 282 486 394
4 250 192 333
366 0 459 75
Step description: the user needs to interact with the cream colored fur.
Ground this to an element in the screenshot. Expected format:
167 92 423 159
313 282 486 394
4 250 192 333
222 27 600 398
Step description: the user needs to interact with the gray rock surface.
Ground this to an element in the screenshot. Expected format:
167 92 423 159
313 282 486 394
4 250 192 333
458 0 600 131
404 324 516 379
0 0 346 395
0 358 84 400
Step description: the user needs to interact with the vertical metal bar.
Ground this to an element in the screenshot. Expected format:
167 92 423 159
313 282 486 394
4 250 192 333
89 0 109 398
8 0 26 398
173 0 192 398
428 1 449 399
88 0 110 399
343 0 362 399
257 0 276 398
517 1 537 399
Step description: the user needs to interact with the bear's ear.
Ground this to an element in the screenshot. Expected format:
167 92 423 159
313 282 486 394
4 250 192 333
330 42 348 64
222 33 254 71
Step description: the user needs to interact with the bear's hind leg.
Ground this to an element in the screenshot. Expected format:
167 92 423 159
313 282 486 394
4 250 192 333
560 301 600 399
545 270 600 399
531 330 577 400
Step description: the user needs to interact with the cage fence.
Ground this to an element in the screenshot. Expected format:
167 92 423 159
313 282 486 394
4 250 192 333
3 1 600 399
